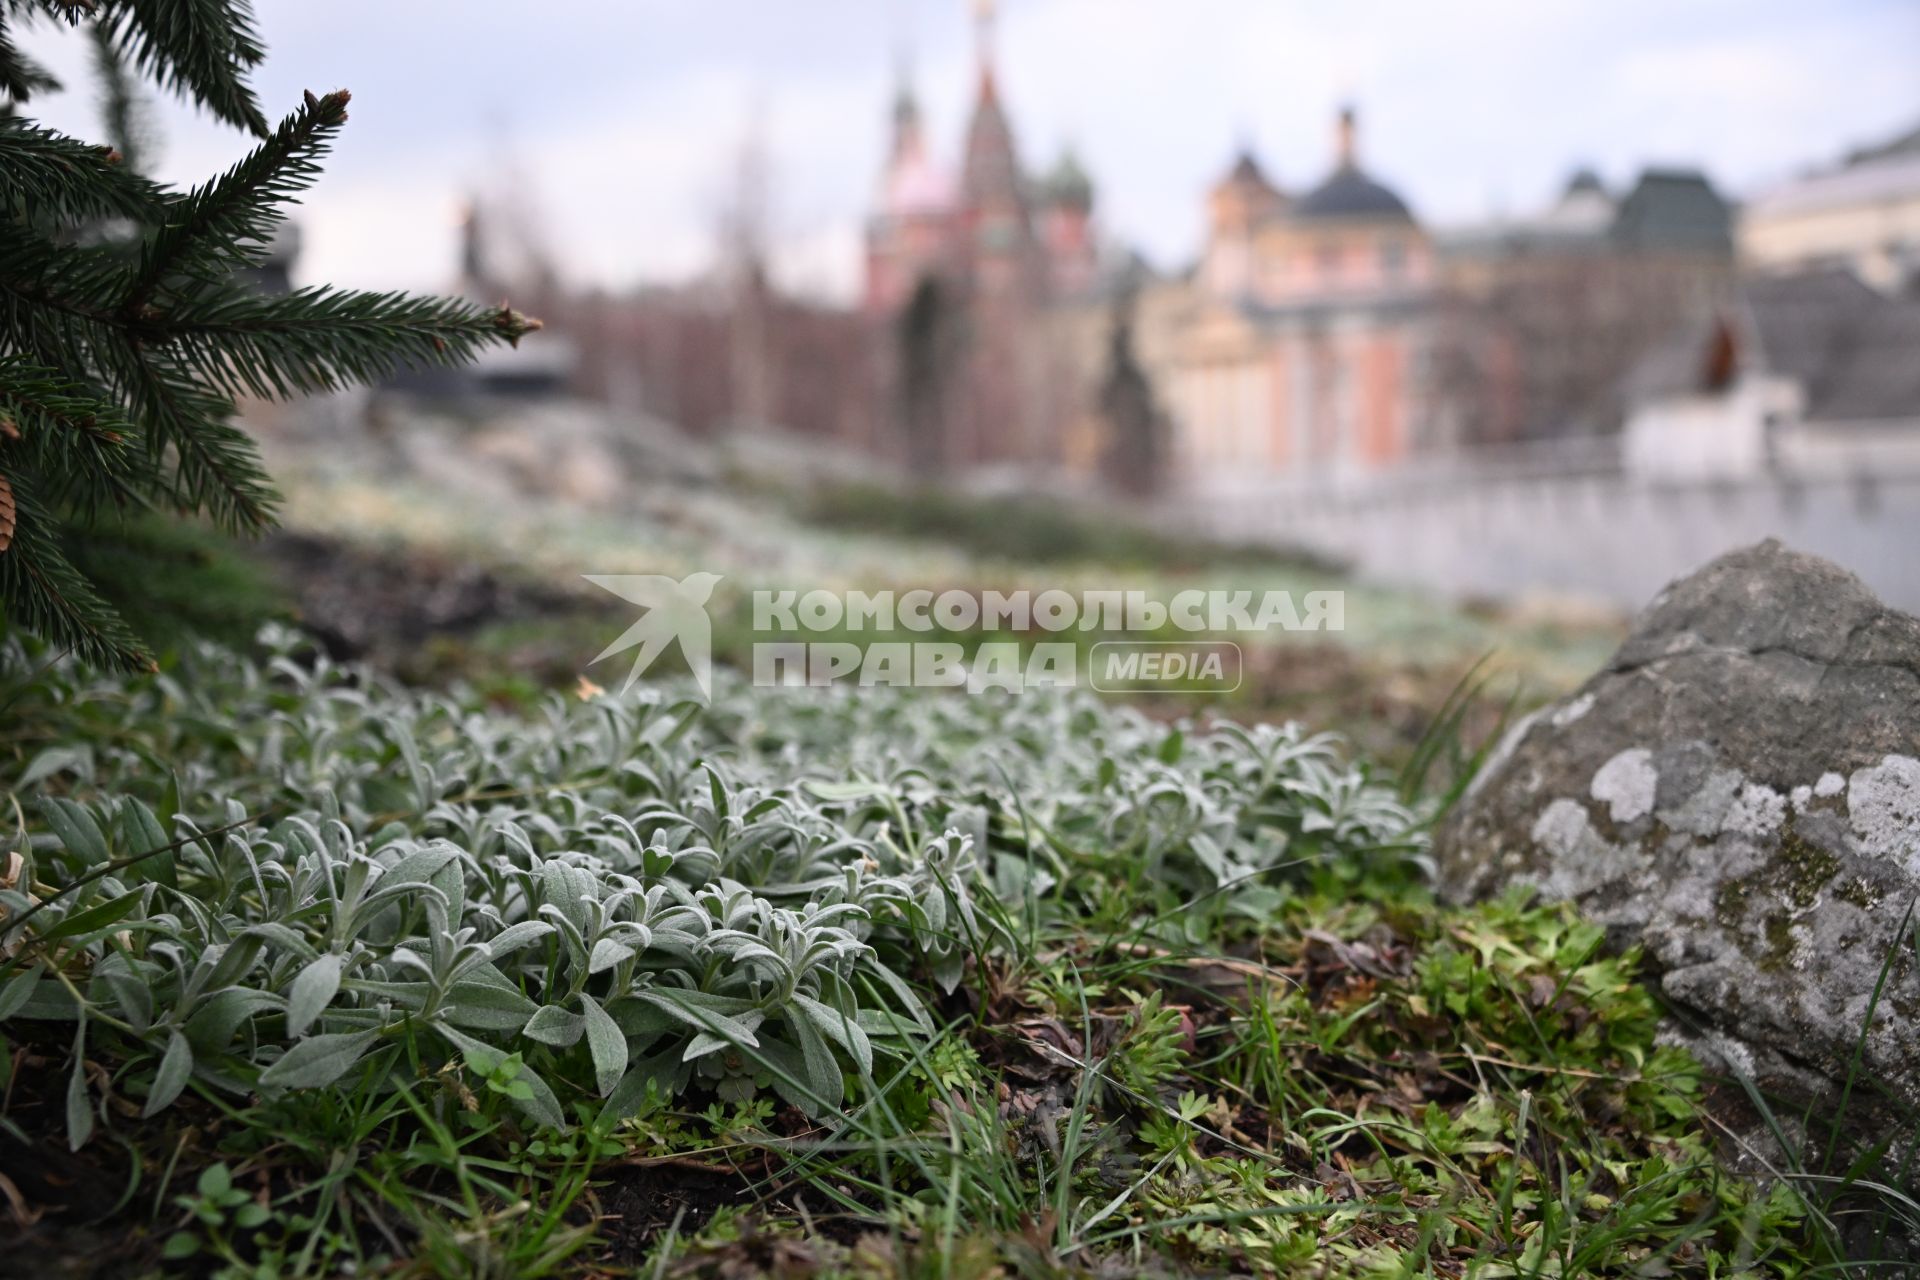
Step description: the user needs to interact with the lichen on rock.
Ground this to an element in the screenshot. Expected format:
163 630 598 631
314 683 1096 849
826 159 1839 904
1435 540 1920 1164
1591 747 1658 824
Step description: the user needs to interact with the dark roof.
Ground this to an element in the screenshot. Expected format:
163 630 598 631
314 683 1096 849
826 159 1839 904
1742 269 1878 393
1631 268 1920 423
1822 297 1920 421
1216 148 1279 195
1293 163 1413 222
1845 120 1920 166
1563 167 1606 197
1230 151 1265 182
1610 168 1733 253
1746 270 1920 422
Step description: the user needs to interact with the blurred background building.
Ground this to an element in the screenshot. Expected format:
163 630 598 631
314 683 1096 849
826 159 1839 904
240 2 1917 611
1741 123 1920 294
1165 108 1433 490
860 0 1100 472
1432 167 1737 446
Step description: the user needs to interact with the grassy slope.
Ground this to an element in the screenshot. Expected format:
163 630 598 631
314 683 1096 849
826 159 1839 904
255 445 1622 767
0 632 1829 1278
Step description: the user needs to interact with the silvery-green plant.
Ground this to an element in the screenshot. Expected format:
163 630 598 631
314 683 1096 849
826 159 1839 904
0 626 1424 1149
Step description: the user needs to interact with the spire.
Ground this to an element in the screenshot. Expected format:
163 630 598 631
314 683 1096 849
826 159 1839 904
892 77 916 130
458 197 487 295
1336 103 1357 169
875 47 953 220
973 0 998 103
888 56 923 165
961 0 1018 207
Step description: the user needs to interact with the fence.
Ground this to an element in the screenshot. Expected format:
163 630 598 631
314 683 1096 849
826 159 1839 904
1175 439 1920 613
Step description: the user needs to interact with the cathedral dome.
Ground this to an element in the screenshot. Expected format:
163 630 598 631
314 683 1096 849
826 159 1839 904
1041 149 1093 208
1292 105 1414 223
1293 166 1413 221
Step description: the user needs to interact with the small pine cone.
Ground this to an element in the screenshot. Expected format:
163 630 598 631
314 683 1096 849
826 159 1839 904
0 472 15 554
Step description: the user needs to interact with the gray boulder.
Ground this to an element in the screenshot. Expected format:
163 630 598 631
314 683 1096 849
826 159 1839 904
1436 540 1920 1152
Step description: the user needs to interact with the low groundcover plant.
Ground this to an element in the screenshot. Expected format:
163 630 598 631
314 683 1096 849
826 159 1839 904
0 628 1823 1276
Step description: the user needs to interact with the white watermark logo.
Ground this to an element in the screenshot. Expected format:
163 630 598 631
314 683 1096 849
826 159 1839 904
1090 641 1243 693
583 581 1339 696
584 572 722 698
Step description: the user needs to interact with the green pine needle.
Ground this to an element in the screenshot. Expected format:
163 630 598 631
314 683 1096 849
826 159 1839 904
0 3 543 672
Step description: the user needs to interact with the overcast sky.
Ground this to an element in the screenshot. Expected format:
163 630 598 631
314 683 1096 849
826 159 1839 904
19 1 1920 302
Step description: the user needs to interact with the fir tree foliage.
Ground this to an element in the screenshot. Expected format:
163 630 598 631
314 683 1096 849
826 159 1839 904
0 0 541 671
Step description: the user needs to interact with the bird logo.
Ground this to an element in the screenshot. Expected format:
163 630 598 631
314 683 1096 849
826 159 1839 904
583 571 723 700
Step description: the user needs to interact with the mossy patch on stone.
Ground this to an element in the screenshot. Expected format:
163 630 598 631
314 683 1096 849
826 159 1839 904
1773 821 1843 910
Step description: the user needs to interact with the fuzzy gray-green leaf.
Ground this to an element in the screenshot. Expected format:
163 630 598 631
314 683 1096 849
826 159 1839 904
259 1029 378 1089
581 993 626 1097
143 1031 194 1117
285 953 344 1037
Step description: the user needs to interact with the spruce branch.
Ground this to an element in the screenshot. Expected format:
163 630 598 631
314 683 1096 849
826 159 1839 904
0 226 143 382
156 287 545 398
93 0 268 137
0 472 156 672
124 87 349 313
116 349 275 533
0 14 63 102
1 13 544 672
0 119 163 223
0 356 145 517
